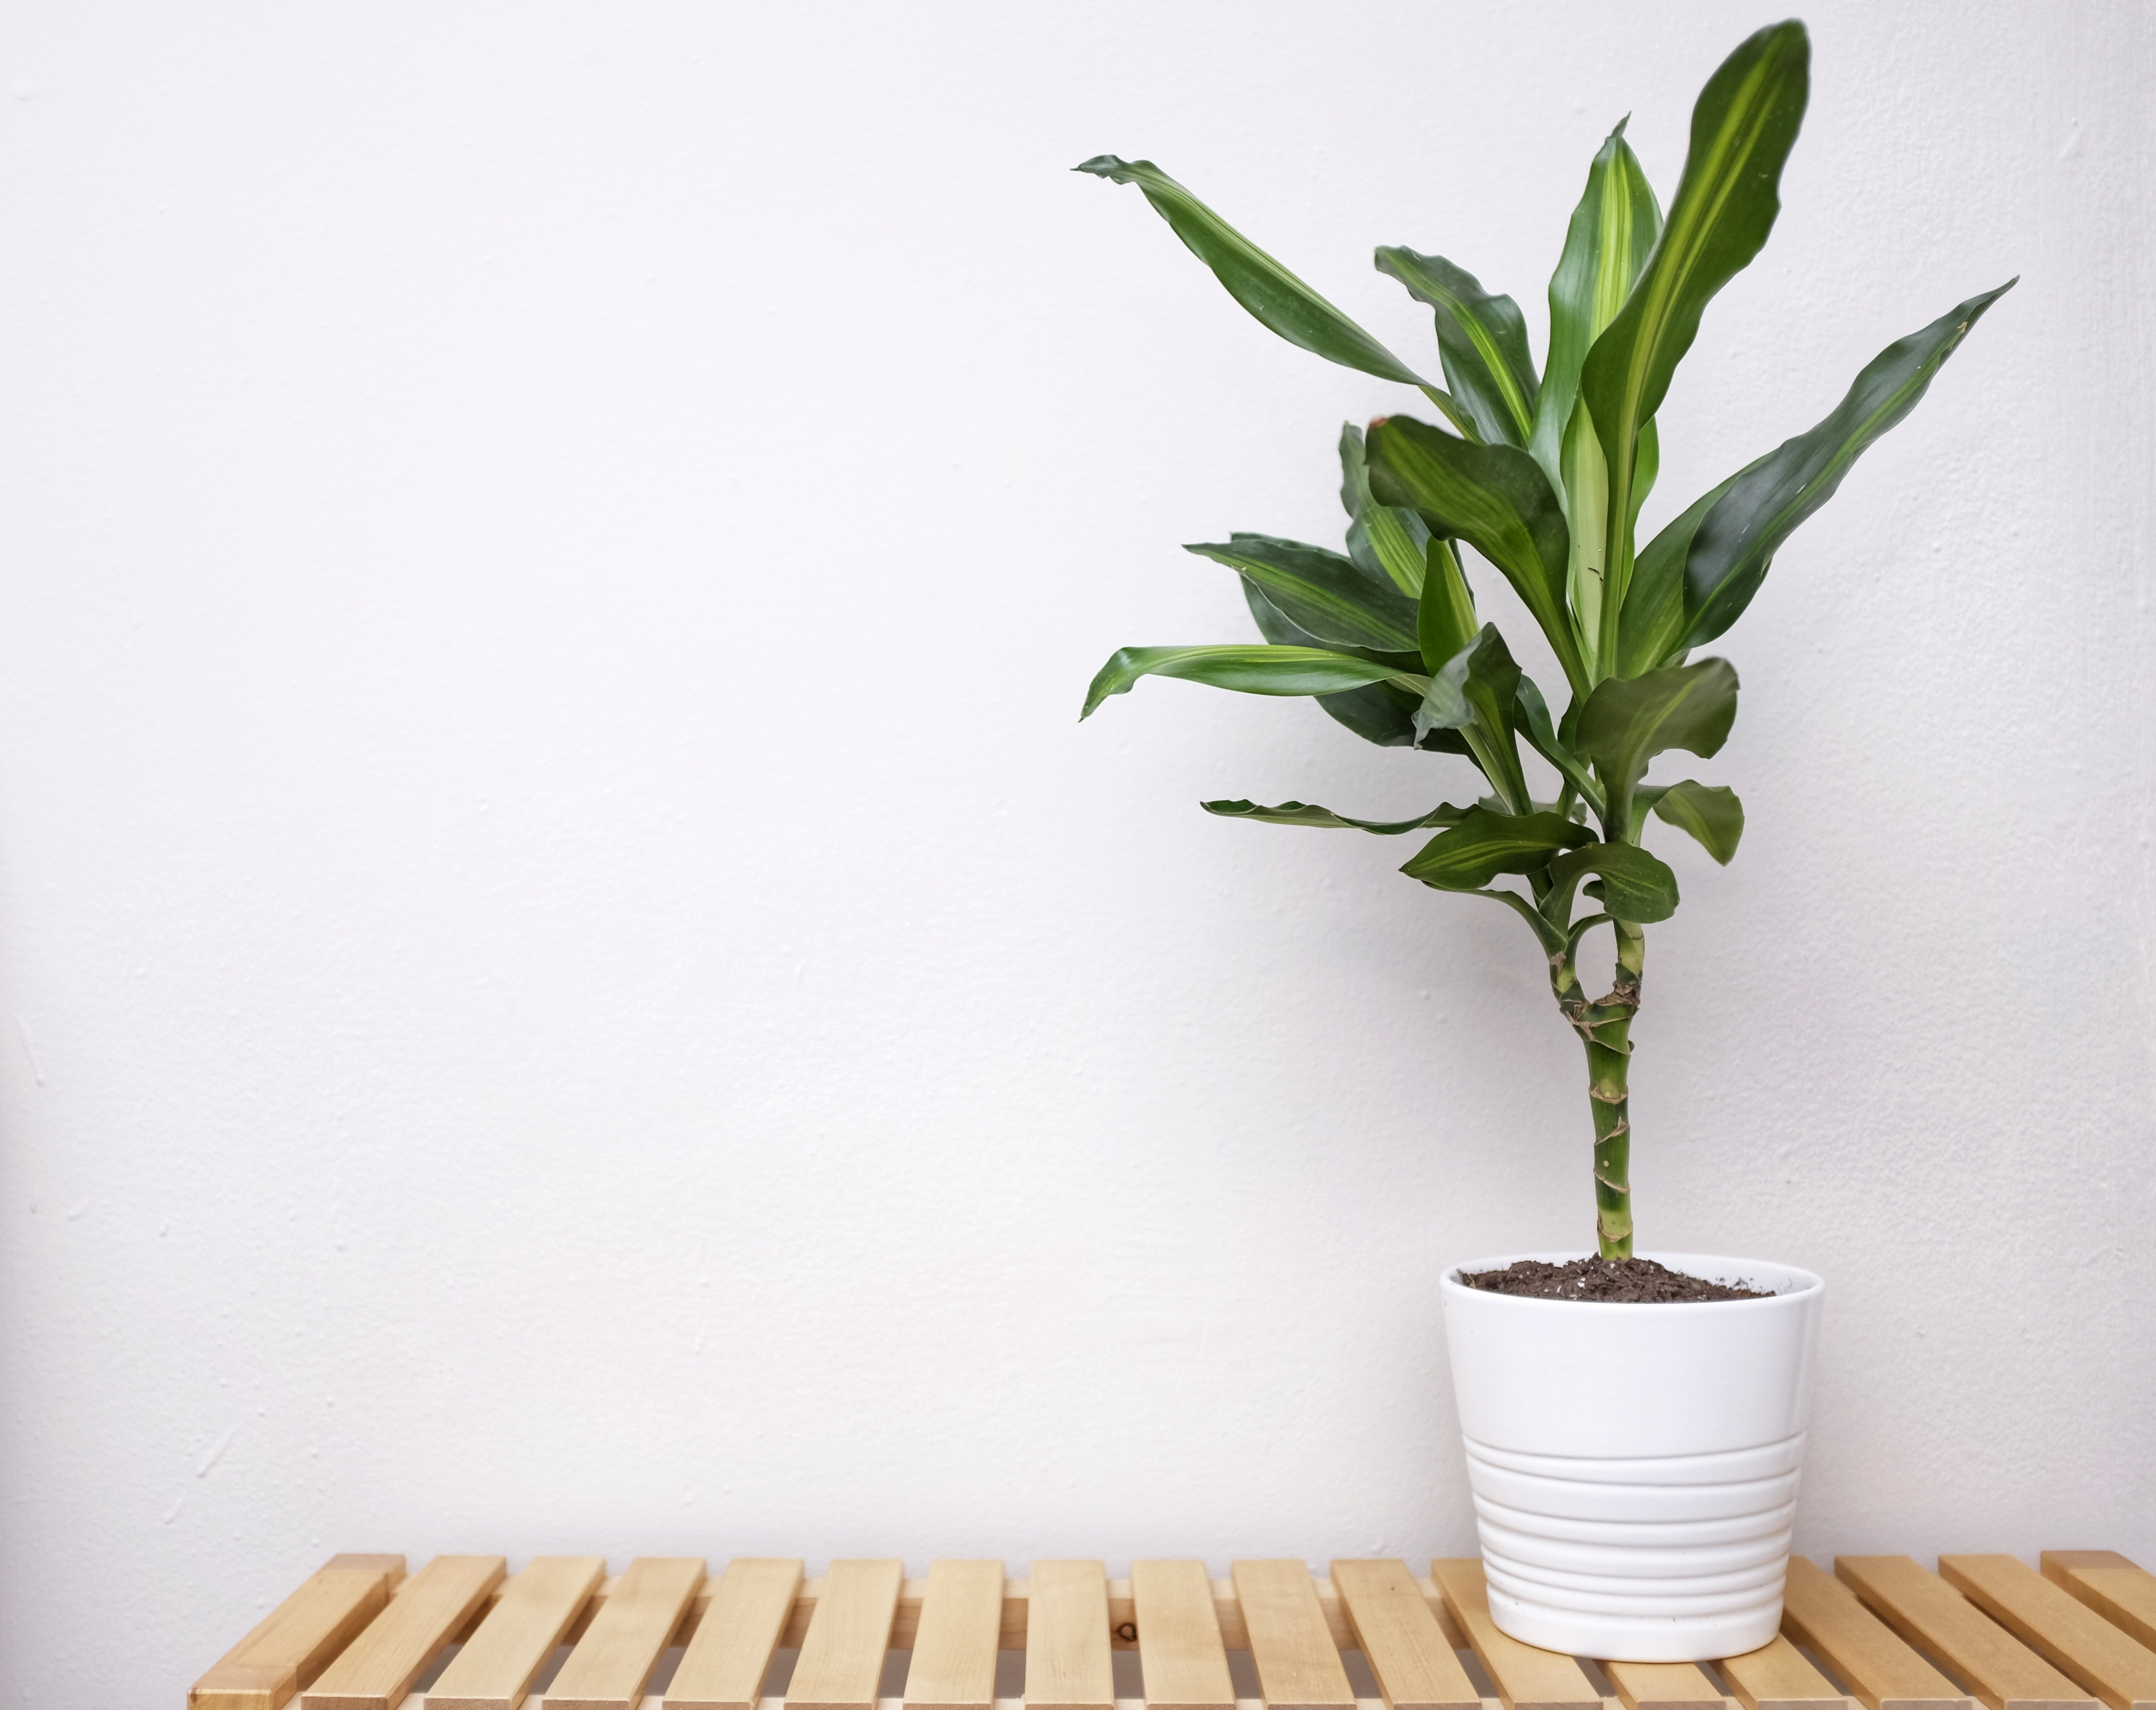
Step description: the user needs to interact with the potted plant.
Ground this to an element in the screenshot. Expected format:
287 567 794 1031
1076 20 2009 1663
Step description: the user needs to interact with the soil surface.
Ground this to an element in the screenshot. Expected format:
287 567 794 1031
1459 1256 1771 1303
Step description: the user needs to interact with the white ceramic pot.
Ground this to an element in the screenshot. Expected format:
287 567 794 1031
1438 1250 1825 1662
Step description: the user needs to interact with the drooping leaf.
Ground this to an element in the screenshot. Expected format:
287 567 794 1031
1577 21 1810 662
1613 471 1743 676
1365 414 1586 696
1515 675 1604 817
1531 119 1663 498
1676 281 2017 650
1417 537 1480 672
1075 156 1469 430
1240 581 1467 753
1649 779 1744 863
1545 840 1681 923
1186 534 1419 653
1339 424 1434 596
1575 656 1739 834
1201 799 1470 833
1375 249 1540 446
1409 625 1531 813
1400 804 1595 890
1081 643 1416 719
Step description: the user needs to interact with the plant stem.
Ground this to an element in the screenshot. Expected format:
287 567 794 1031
1552 920 1645 1257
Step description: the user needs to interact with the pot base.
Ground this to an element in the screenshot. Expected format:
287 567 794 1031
1487 1580 1784 1662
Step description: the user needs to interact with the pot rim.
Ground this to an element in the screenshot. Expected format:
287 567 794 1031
1441 1248 1824 1310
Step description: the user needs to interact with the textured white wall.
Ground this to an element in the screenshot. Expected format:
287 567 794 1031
2 2 2151 1702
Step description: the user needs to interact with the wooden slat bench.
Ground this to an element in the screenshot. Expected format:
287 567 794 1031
187 1550 2156 1710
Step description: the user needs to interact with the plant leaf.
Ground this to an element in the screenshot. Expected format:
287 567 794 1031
1545 840 1680 923
1075 155 1452 406
1202 799 1469 833
1375 249 1539 446
1240 581 1468 753
1650 779 1744 864
1531 119 1662 497
1575 656 1739 835
1340 423 1434 597
1400 804 1595 889
1613 472 1742 676
1417 537 1480 672
1186 534 1419 653
1515 675 1604 814
1365 414 1586 697
1677 281 2017 650
1577 21 1810 663
1081 643 1416 719
1411 625 1532 814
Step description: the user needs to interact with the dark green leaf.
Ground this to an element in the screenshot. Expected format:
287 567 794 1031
1081 643 1413 719
1531 119 1662 495
1400 804 1595 889
1201 799 1469 833
1575 657 1739 834
1417 537 1479 672
1412 624 1532 814
1650 779 1744 864
1241 582 1468 753
1365 414 1586 696
1545 840 1681 923
1515 675 1604 813
1677 281 2017 649
1577 21 1809 661
1339 423 1433 597
1186 534 1419 653
1075 156 1452 408
1614 472 1740 676
1375 249 1540 446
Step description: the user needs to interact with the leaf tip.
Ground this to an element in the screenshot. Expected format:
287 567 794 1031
1073 154 1133 180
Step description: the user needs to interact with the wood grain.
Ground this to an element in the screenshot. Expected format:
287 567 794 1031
788 1559 906 1710
543 1555 704 1710
1132 1560 1235 1710
1779 1557 1969 1710
298 1554 505 1710
1026 1562 1117 1710
1604 1661 1728 1710
2042 1557 2156 1656
1330 1559 1479 1710
423 1555 603 1710
190 1558 405 1710
667 1557 807 1710
1428 1559 1599 1710
1837 1556 2094 1710
905 1560 1006 1710
1233 1560 1355 1710
1941 1556 2156 1710
1717 1634 1849 1710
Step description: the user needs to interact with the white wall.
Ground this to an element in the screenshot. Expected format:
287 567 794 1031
2 3 2151 1702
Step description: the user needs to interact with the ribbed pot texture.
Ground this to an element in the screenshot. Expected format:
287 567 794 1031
1438 1252 1825 1662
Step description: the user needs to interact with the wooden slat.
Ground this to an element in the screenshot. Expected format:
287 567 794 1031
1605 1662 1728 1710
789 1558 907 1710
1133 1560 1235 1710
1330 1560 1479 1710
667 1558 807 1710
1027 1561 1116 1710
905 1560 1006 1710
1428 1559 1599 1710
1718 1634 1850 1710
1234 1560 1355 1710
2043 1558 2156 1656
543 1555 705 1710
1945 1558 2156 1710
1838 1557 2095 1710
1780 1557 1970 1710
423 1555 604 1710
192 1558 407 1710
299 1554 506 1710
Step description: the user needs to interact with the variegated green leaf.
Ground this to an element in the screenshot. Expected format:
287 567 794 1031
1411 625 1531 814
1676 281 2017 650
1545 839 1680 923
1613 472 1742 676
1648 779 1744 864
1400 804 1595 890
1076 156 1471 431
1375 249 1539 446
1515 675 1604 817
1339 423 1434 597
1575 657 1739 835
1417 537 1480 672
1201 799 1469 833
1577 21 1809 668
1081 643 1418 719
1239 582 1467 754
1364 414 1587 696
1186 534 1419 653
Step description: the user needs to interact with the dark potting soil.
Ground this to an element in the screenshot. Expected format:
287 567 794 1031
1459 1256 1772 1303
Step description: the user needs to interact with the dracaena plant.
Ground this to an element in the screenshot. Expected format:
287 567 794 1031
1077 19 2010 1257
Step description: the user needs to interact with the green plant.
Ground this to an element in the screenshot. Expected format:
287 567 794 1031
1076 20 2010 1257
